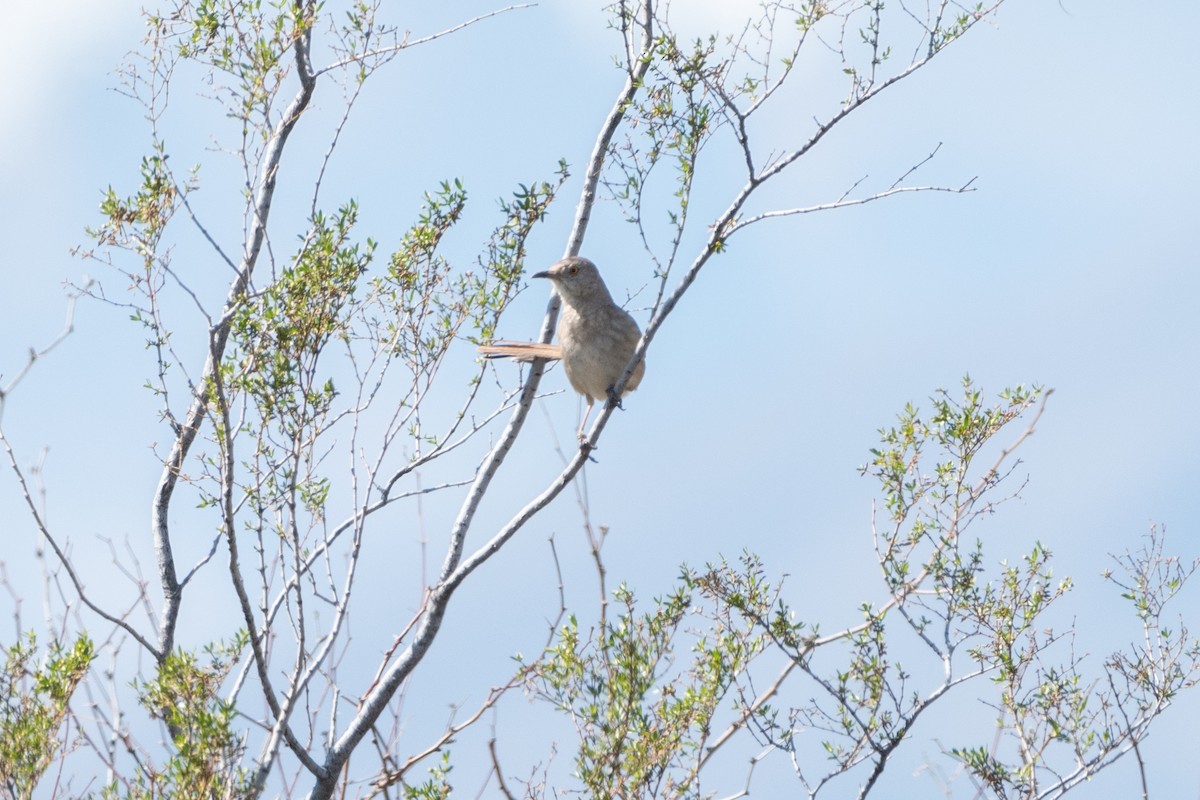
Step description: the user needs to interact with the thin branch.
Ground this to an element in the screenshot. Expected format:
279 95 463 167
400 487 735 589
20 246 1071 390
702 661 796 766
489 737 518 800
313 4 536 78
0 432 158 655
731 180 976 232
0 282 88 425
180 190 240 276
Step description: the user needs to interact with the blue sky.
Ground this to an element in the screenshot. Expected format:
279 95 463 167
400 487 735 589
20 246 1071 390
1 1 1198 797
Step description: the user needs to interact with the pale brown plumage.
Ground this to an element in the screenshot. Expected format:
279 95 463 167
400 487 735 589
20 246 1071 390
479 256 645 440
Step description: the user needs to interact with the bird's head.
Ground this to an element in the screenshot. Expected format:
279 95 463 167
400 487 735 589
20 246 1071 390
533 256 613 305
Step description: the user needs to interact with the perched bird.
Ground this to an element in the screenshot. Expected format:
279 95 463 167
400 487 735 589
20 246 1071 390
479 256 646 440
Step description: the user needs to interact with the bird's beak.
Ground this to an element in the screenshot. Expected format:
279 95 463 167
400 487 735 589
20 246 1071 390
532 270 551 280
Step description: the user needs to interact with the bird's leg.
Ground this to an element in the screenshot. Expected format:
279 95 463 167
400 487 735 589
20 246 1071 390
605 386 625 410
577 396 595 443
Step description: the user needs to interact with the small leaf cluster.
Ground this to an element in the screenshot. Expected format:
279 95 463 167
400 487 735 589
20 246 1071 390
526 580 761 799
929 3 990 54
374 168 566 368
401 750 452 800
0 633 94 800
228 201 372 430
607 29 722 265
105 639 251 800
91 149 188 270
161 0 311 121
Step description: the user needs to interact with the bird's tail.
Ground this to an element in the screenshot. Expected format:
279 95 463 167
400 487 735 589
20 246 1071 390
477 341 562 362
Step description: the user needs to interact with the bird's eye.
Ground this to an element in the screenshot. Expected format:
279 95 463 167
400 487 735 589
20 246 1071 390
569 266 579 274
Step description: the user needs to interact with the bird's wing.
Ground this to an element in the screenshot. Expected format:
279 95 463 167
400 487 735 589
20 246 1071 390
477 341 563 362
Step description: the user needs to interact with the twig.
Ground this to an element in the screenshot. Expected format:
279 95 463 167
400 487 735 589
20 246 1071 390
313 5 536 78
0 281 89 424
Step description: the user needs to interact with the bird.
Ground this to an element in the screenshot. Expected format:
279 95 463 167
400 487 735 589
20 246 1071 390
479 256 646 441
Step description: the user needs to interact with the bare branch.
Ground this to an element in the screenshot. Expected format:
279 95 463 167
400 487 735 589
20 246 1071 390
0 281 88 425
312 4 536 78
0 431 158 655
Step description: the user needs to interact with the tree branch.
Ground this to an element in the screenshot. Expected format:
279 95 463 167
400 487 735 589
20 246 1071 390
149 0 320 663
304 6 658 797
